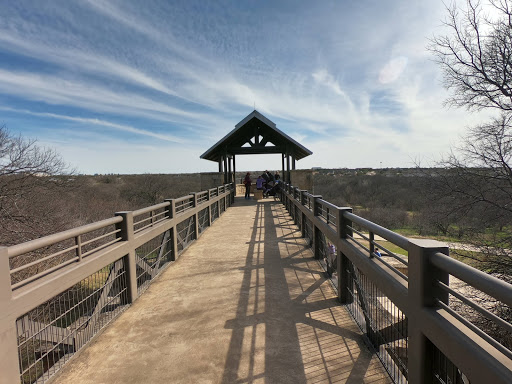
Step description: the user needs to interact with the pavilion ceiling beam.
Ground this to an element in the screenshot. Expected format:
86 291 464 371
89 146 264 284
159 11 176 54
226 146 285 155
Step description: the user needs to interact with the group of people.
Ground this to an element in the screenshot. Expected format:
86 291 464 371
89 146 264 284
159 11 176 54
243 170 281 199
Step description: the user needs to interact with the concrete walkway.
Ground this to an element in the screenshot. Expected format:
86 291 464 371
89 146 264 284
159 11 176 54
53 197 392 384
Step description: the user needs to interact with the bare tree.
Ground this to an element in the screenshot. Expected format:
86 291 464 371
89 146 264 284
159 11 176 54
429 0 512 111
0 125 73 245
427 0 512 278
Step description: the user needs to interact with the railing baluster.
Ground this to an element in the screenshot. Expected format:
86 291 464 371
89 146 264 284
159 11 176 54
369 231 374 257
75 234 82 262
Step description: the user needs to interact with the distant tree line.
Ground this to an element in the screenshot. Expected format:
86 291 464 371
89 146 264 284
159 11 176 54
0 125 209 247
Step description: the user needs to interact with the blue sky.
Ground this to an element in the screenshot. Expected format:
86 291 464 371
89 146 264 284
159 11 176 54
0 0 488 174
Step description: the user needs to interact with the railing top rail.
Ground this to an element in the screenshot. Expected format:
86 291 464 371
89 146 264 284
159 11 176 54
7 216 123 258
174 194 194 204
344 211 410 250
132 202 170 217
304 192 322 199
431 252 512 307
317 199 339 211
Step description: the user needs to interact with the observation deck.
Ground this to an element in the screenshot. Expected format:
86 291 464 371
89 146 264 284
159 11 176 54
51 197 390 384
2 183 511 384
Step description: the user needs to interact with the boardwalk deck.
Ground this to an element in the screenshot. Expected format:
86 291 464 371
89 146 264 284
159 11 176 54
52 197 392 384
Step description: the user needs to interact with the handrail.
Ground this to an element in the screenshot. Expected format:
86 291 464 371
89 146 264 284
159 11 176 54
431 252 512 307
174 195 194 204
344 211 410 250
1 182 236 384
279 181 512 384
318 198 338 211
133 202 170 217
7 216 123 258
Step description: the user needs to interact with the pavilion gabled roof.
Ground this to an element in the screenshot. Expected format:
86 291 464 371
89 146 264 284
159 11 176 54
200 110 312 162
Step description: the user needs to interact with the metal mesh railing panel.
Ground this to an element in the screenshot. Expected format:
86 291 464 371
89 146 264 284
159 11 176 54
176 216 196 254
135 230 172 294
211 202 219 222
432 347 468 384
316 232 338 286
345 258 408 384
16 259 128 384
198 207 209 234
304 217 313 247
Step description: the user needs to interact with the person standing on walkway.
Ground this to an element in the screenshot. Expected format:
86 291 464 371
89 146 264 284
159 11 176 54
256 174 265 191
244 172 252 199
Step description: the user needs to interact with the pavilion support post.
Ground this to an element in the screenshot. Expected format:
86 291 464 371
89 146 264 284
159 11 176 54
232 155 237 195
286 153 291 183
227 156 233 184
292 156 296 170
282 153 285 181
223 155 228 184
218 159 222 173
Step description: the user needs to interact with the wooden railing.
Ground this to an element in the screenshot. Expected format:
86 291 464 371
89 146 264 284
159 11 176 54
0 184 235 384
280 182 512 384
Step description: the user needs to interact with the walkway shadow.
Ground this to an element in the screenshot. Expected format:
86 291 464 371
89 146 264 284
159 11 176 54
222 200 390 384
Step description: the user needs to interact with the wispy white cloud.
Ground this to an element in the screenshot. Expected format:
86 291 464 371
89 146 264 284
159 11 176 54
379 57 408 84
0 106 184 143
0 0 486 173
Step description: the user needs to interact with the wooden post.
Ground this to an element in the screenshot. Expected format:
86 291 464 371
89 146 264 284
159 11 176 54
407 239 449 384
312 195 322 260
228 156 232 183
336 207 353 304
300 190 306 238
115 211 137 303
165 199 178 261
191 193 200 239
233 155 237 196
0 247 21 384
217 187 221 216
206 192 212 227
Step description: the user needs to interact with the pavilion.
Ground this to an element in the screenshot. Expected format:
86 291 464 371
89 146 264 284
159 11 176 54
200 110 312 183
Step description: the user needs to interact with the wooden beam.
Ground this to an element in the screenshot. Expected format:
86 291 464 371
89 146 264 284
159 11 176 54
226 146 284 155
